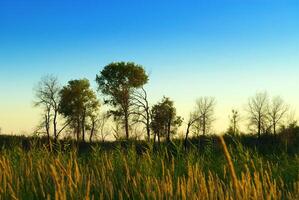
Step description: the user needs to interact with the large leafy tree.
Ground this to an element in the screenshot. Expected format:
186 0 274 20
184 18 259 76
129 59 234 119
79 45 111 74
59 79 100 141
151 97 182 143
96 62 148 140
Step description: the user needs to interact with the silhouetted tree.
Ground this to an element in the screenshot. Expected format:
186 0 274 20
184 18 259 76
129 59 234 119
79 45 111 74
184 111 200 148
34 75 68 145
96 62 148 140
91 117 97 142
151 97 182 143
194 97 216 135
111 120 123 140
98 113 110 142
59 79 100 142
88 112 109 142
227 109 241 135
88 112 98 142
247 92 269 136
131 87 151 142
150 106 162 144
268 96 288 135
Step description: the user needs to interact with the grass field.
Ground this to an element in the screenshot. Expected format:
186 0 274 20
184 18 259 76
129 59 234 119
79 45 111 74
0 134 298 200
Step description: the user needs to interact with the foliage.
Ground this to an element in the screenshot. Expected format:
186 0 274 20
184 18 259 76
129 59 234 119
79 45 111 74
96 62 148 139
151 97 182 141
59 79 100 141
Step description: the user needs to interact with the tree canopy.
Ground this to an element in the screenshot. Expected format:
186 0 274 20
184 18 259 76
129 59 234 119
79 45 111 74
96 62 148 139
59 79 100 141
151 97 182 142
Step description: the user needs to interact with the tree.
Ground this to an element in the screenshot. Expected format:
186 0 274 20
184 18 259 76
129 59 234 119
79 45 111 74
247 92 269 136
59 79 100 142
88 112 110 142
184 111 200 148
194 97 216 135
150 105 162 144
88 111 98 143
34 75 67 145
268 96 288 135
227 109 241 135
97 113 110 142
90 116 97 142
150 97 182 143
96 62 148 140
131 87 151 142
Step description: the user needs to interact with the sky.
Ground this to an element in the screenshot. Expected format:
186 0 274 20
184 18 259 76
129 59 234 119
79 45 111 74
0 0 298 134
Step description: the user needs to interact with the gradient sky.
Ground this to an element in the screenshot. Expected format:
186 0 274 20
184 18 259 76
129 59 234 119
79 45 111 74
0 0 298 134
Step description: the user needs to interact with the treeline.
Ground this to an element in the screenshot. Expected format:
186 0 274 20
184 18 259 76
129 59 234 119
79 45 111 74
33 61 298 147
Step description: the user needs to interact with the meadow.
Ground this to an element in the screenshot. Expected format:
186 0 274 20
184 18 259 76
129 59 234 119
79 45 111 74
0 133 298 200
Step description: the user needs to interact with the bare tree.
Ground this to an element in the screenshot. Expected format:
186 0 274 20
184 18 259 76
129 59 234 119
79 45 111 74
247 92 269 136
195 97 216 135
228 109 241 135
34 75 68 144
98 114 110 142
89 114 97 142
131 87 151 142
184 111 200 148
111 121 124 140
286 109 297 127
268 96 288 135
131 126 144 141
87 105 102 143
89 113 110 142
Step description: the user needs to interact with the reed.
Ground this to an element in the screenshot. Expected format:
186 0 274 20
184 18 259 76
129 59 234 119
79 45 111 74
218 135 240 199
0 140 297 200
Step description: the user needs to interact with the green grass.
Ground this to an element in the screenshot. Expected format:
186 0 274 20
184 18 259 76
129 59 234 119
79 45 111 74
0 134 298 199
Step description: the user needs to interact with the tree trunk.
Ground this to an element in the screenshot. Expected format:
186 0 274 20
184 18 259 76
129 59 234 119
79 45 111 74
157 132 161 146
90 120 95 143
82 117 85 142
53 109 58 141
258 115 261 136
45 113 51 147
77 119 80 141
233 119 236 135
147 127 150 142
202 115 206 135
81 109 87 142
146 119 151 142
146 107 151 142
185 123 191 149
124 114 129 140
167 118 172 142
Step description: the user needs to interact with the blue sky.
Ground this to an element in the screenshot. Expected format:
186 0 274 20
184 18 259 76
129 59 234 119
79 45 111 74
0 0 298 134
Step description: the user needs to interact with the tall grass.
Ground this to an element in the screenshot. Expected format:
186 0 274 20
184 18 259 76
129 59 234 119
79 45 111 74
0 136 298 199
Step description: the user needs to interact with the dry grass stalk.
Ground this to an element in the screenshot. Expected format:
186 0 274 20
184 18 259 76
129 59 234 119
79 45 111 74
219 135 240 199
